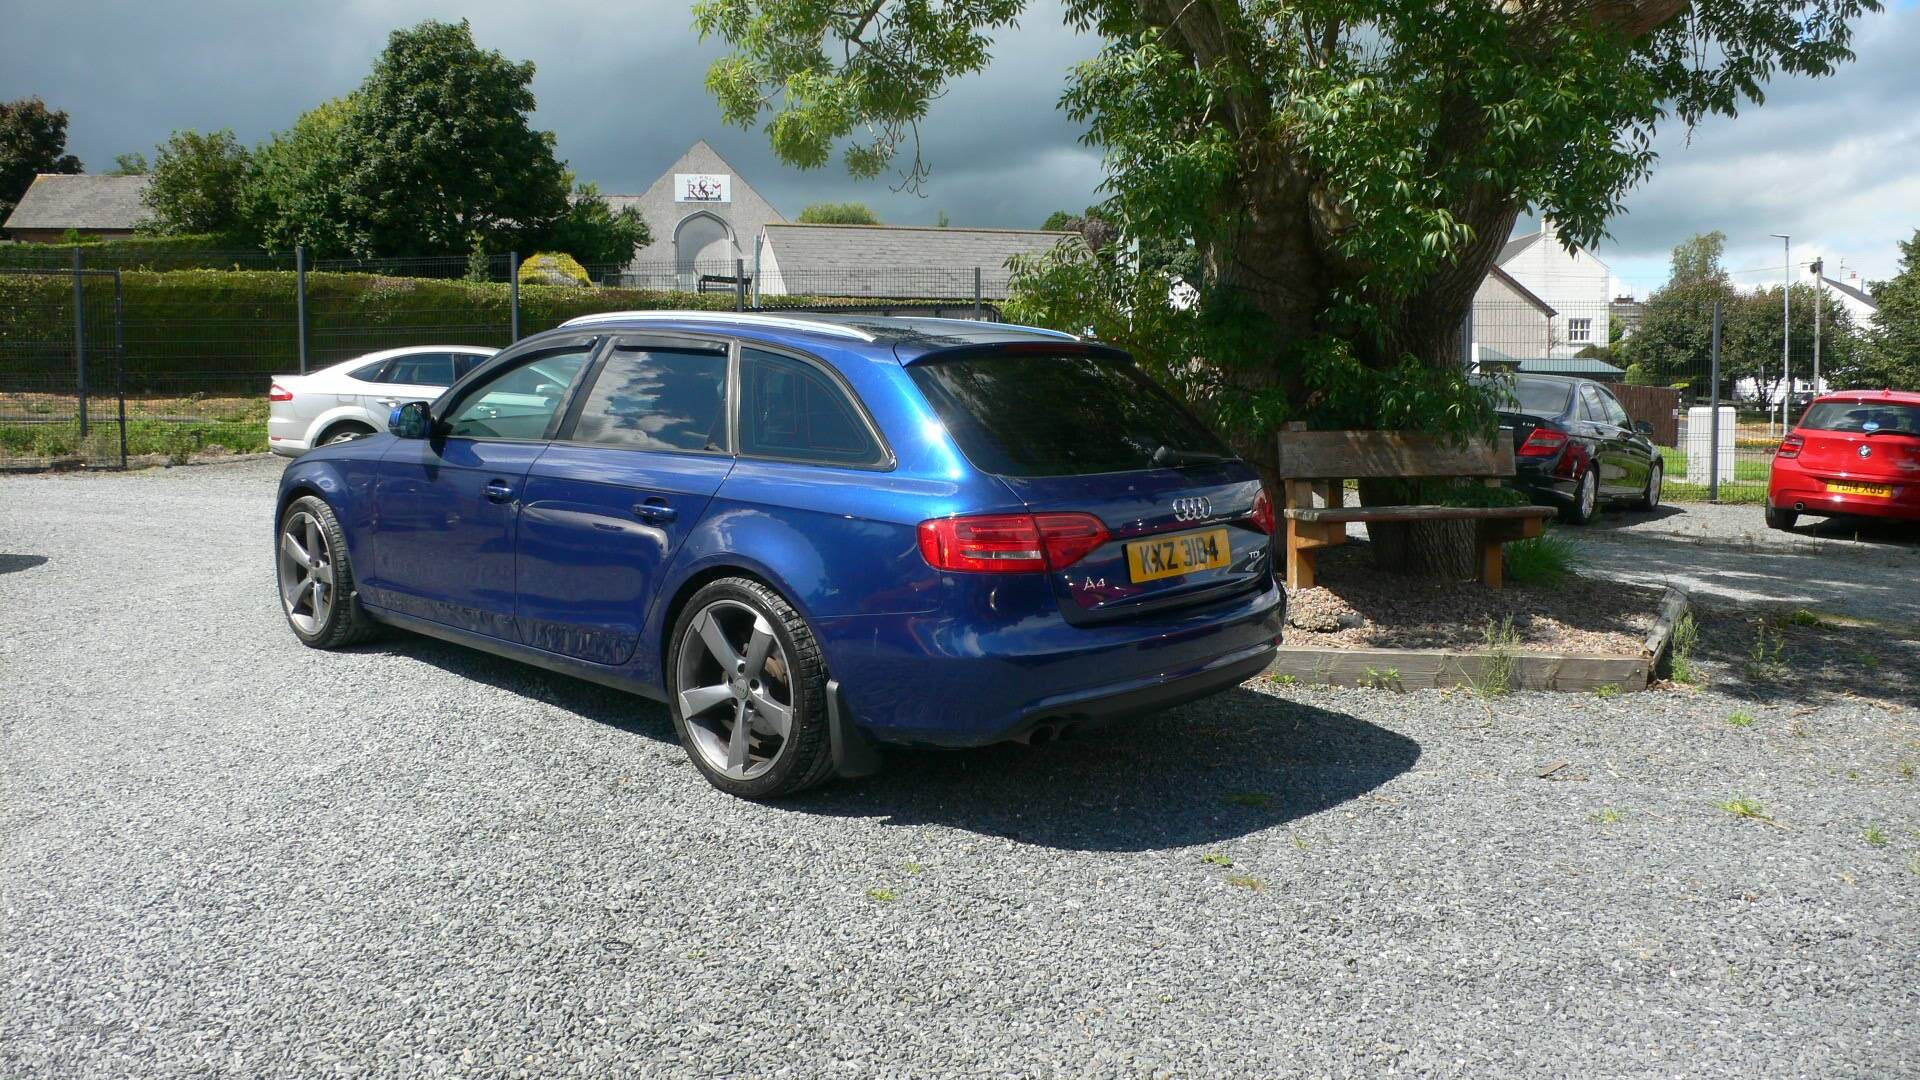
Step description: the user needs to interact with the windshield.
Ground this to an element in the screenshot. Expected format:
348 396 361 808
909 351 1231 476
1799 401 1920 435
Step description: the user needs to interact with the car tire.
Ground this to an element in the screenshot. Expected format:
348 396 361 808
321 423 376 446
1633 462 1662 511
277 495 380 649
1764 505 1798 531
1560 469 1598 525
667 577 838 799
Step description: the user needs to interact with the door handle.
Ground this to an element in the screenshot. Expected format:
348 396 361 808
631 499 678 524
483 479 515 503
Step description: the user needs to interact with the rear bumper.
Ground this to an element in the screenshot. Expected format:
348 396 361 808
816 583 1285 747
268 414 311 457
1768 463 1920 521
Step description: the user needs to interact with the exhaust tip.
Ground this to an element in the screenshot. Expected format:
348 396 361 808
1023 724 1056 747
1794 501 1806 511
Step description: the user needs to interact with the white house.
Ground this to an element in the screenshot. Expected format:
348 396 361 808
1809 264 1879 325
1495 219 1612 357
600 141 787 287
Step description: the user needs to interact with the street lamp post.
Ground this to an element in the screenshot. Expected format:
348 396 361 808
1809 257 1823 420
1770 233 1790 433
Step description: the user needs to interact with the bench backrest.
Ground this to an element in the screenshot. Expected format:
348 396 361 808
1275 425 1515 480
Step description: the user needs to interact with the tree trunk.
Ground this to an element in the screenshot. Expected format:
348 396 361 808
1355 479 1479 580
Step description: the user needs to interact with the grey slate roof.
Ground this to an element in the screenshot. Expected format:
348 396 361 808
3 174 154 231
1488 264 1555 315
760 223 1073 299
1498 231 1541 264
1514 357 1626 378
1820 275 1878 312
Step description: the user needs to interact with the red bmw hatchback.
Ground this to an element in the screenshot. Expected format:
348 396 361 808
1766 389 1920 530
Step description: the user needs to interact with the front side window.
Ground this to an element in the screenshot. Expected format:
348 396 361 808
909 350 1229 476
739 348 884 466
442 346 593 440
569 344 730 452
1567 317 1593 343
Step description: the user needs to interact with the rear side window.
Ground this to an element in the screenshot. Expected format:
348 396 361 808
386 352 459 387
453 352 490 379
1800 401 1920 435
569 344 729 452
908 351 1229 476
739 348 884 466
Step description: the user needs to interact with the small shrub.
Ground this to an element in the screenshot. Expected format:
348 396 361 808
1273 673 1299 688
1594 684 1621 700
1505 531 1581 587
1745 620 1787 682
518 251 591 287
866 887 898 903
1726 711 1756 729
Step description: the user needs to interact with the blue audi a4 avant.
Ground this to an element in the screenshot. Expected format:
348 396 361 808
275 312 1285 797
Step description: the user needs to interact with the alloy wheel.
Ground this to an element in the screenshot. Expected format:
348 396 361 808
278 511 335 634
1579 471 1596 519
1647 465 1662 508
675 599 794 781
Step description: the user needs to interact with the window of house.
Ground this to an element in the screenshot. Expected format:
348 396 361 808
1567 317 1593 344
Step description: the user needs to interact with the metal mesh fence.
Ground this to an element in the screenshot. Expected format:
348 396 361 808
0 267 127 468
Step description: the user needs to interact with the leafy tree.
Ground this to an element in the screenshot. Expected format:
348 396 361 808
242 96 360 254
697 0 1879 478
109 152 148 176
1623 232 1735 389
1720 283 1861 407
548 181 652 267
0 98 82 221
796 201 880 225
337 19 570 255
1040 210 1076 231
1840 229 1920 391
144 129 251 234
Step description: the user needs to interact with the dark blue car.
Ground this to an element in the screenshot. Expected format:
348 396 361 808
275 312 1284 797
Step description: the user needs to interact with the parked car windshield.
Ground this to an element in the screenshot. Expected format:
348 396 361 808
908 350 1230 476
1799 401 1920 435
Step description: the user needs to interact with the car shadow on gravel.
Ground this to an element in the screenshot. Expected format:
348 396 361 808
0 553 49 574
791 690 1421 851
1585 504 1688 529
374 636 1418 852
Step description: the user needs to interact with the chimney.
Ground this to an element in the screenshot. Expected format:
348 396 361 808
1540 217 1557 240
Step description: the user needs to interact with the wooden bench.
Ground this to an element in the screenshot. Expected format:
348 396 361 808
1276 423 1556 590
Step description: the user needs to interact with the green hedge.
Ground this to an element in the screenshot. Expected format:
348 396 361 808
0 233 271 270
0 268 960 394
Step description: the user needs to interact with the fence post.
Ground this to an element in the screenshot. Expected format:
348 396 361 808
114 270 128 468
295 246 309 375
735 259 746 312
73 247 89 437
1708 300 1722 504
509 250 520 342
972 267 983 320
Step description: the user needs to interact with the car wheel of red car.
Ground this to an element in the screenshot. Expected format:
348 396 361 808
1764 505 1798 531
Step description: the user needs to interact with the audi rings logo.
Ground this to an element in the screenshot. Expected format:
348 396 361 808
1172 496 1212 522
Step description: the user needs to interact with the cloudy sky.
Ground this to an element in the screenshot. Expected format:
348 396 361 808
6 0 1915 293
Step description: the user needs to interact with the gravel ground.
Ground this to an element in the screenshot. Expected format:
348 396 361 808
3 459 1917 1078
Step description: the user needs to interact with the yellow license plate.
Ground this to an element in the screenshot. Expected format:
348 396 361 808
1126 528 1232 583
1826 481 1893 498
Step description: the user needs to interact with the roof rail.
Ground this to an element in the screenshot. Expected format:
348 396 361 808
851 314 1077 341
556 310 877 342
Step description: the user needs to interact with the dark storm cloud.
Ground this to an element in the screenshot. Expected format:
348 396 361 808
4 1 1908 273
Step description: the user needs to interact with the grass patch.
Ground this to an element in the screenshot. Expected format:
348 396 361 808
1200 853 1234 867
0 416 270 459
1272 673 1299 688
865 887 898 903
1359 666 1403 691
902 862 924 875
1226 875 1266 892
1726 711 1757 729
1591 807 1625 825
1505 530 1581 588
1715 794 1774 823
1669 614 1702 685
1473 615 1521 697
1594 684 1621 700
1745 619 1787 683
1863 825 1889 847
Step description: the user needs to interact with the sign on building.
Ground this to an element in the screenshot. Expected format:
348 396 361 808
675 174 732 203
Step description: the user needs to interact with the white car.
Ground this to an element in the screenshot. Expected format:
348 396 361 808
267 346 497 457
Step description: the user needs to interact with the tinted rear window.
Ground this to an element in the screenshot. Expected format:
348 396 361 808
1481 376 1573 417
908 351 1230 476
1800 401 1920 435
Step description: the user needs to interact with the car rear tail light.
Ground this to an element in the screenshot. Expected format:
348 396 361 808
1251 487 1275 534
269 383 294 402
1777 434 1804 459
917 512 1110 573
1517 426 1568 458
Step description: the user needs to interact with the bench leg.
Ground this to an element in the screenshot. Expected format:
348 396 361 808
1479 541 1504 589
1285 522 1317 590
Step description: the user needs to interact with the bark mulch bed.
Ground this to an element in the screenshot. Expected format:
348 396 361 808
1281 540 1662 657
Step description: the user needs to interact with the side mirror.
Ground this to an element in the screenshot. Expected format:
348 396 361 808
389 401 433 439
1633 420 1654 435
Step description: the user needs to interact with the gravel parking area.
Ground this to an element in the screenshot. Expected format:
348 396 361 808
3 459 1916 1078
